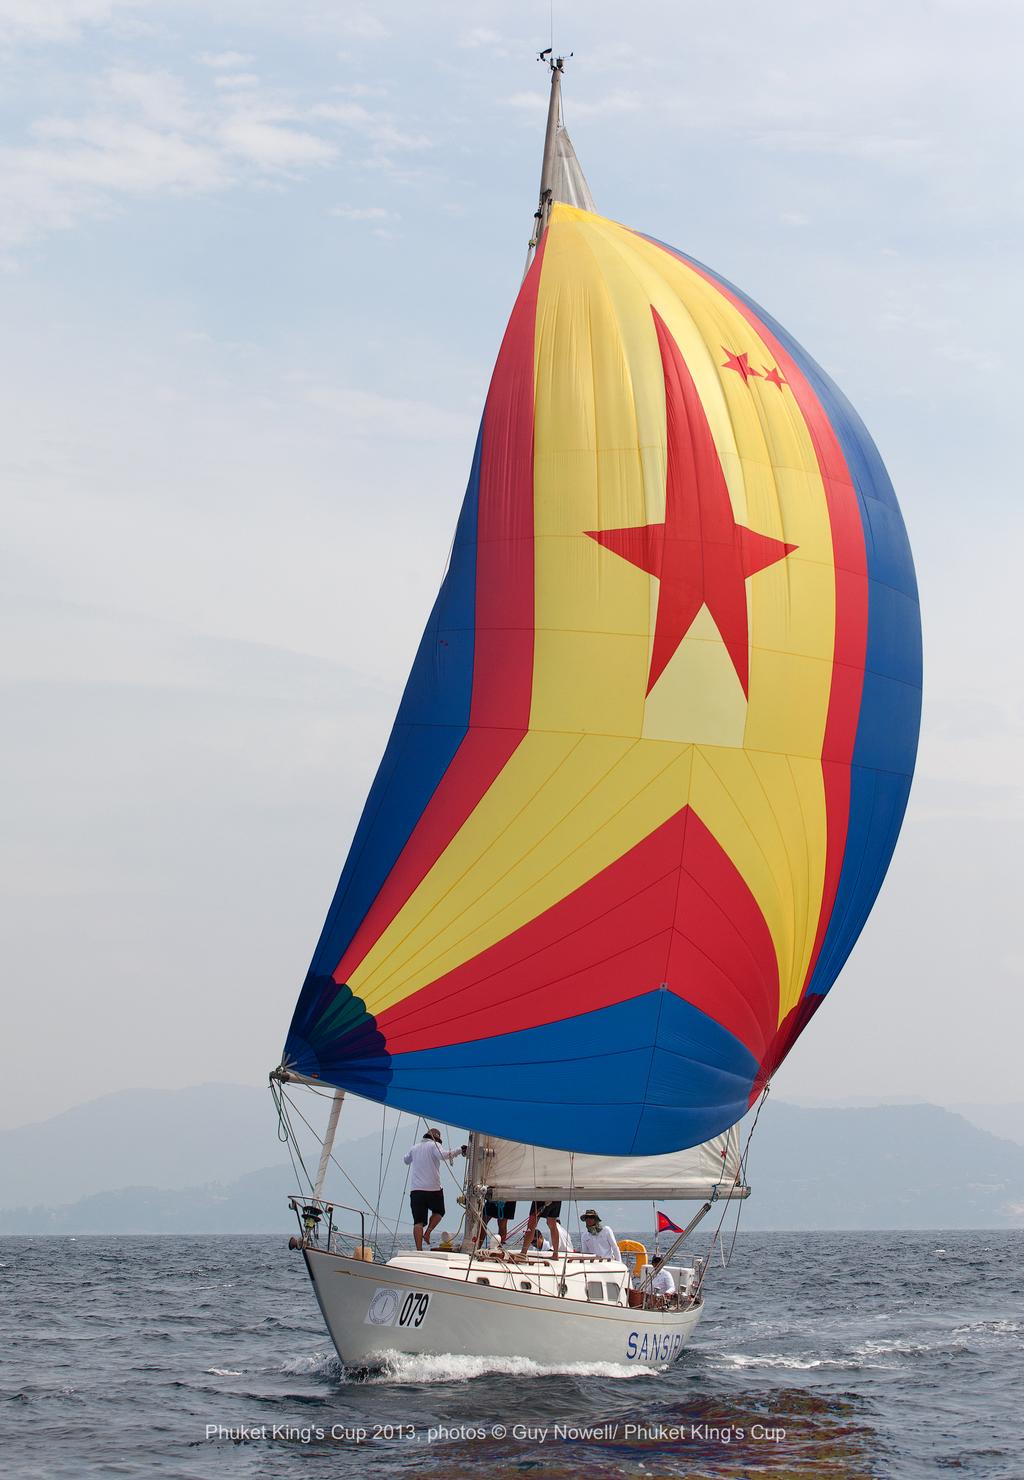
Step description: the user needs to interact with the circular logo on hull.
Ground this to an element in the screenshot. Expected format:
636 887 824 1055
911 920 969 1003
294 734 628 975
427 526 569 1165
366 1288 400 1326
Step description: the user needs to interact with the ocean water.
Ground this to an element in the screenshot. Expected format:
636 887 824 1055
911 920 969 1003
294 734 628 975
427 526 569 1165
3 1230 1019 1478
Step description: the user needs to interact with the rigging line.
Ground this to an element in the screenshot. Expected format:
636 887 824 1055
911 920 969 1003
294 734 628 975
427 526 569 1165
284 1134 311 1200
560 1151 576 1296
281 1087 397 1230
718 1104 764 1273
696 1085 770 1296
273 1081 313 1191
391 1115 421 1259
374 1106 405 1249
436 1120 469 1245
272 1083 316 1197
372 1106 387 1249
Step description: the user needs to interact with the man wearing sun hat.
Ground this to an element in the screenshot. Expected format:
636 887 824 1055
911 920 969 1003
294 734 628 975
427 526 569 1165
403 1128 466 1251
579 1208 620 1261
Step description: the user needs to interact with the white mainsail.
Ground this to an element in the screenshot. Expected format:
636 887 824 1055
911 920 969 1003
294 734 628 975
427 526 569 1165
476 1125 748 1202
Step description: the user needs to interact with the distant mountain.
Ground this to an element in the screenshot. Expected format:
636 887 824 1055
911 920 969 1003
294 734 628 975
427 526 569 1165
0 1166 297 1235
0 1129 434 1236
951 1101 1024 1147
785 1095 1024 1149
1 1092 1022 1233
736 1102 1024 1229
0 1083 285 1209
0 1082 423 1210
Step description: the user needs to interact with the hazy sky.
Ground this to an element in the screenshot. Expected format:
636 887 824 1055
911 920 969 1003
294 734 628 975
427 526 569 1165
3 1 1021 1129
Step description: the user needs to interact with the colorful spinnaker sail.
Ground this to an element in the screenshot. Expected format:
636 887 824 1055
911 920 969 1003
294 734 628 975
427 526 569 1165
281 204 921 1155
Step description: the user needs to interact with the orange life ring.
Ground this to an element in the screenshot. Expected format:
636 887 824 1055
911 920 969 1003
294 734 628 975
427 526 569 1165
617 1239 648 1277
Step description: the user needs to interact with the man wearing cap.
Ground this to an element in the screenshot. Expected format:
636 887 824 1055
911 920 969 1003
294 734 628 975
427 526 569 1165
403 1129 466 1251
580 1208 620 1261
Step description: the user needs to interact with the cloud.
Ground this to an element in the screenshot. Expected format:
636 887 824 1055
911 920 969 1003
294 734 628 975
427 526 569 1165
0 66 382 248
329 203 400 240
335 9 388 42
197 50 254 69
504 90 547 115
311 100 431 152
0 88 229 248
753 127 925 162
457 26 512 55
330 204 397 222
213 72 260 91
219 111 336 169
0 0 145 45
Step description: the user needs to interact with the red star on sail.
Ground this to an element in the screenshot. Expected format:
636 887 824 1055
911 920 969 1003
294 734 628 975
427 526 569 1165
762 365 786 389
722 347 761 382
588 308 796 697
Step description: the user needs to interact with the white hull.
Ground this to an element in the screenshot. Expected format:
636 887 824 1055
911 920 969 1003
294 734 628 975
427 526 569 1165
303 1248 704 1369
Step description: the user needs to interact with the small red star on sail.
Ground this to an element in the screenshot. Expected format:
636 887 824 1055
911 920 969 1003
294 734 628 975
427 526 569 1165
588 309 796 697
722 348 761 382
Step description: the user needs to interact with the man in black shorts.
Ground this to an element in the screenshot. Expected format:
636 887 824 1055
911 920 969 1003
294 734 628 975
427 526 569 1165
477 1199 517 1246
403 1129 466 1250
521 1200 561 1259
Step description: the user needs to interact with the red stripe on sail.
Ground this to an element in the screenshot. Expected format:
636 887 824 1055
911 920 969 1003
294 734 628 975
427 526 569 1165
377 806 779 1060
646 243 870 1047
330 238 546 987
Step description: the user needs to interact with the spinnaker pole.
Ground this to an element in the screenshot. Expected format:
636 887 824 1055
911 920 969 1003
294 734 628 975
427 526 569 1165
313 1089 346 1200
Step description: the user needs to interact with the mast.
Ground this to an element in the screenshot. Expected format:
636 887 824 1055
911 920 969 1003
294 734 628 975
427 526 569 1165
536 52 564 242
524 51 565 274
459 1131 487 1252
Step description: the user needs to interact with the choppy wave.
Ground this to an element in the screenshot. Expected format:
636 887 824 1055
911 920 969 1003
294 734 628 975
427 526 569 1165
854 1336 972 1360
717 1352 873 1371
3 1230 1020 1480
276 1351 342 1379
352 1351 658 1384
952 1318 1024 1341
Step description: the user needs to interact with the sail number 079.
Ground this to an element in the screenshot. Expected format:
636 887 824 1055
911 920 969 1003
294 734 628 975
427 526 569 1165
397 1292 431 1328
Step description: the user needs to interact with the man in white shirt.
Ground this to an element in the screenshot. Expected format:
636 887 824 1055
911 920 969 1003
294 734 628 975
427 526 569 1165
648 1255 676 1304
403 1129 466 1250
580 1208 620 1261
530 1222 574 1256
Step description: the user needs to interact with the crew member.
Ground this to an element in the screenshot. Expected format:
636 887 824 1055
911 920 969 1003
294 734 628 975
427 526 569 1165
478 1199 517 1246
403 1129 466 1251
521 1200 562 1259
648 1255 677 1301
580 1208 620 1260
530 1228 551 1254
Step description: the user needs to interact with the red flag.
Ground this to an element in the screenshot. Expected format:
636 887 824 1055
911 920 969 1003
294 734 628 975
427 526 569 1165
656 1211 683 1233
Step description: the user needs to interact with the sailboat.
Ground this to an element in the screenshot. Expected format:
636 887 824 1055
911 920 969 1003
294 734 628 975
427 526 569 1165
270 55 921 1370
